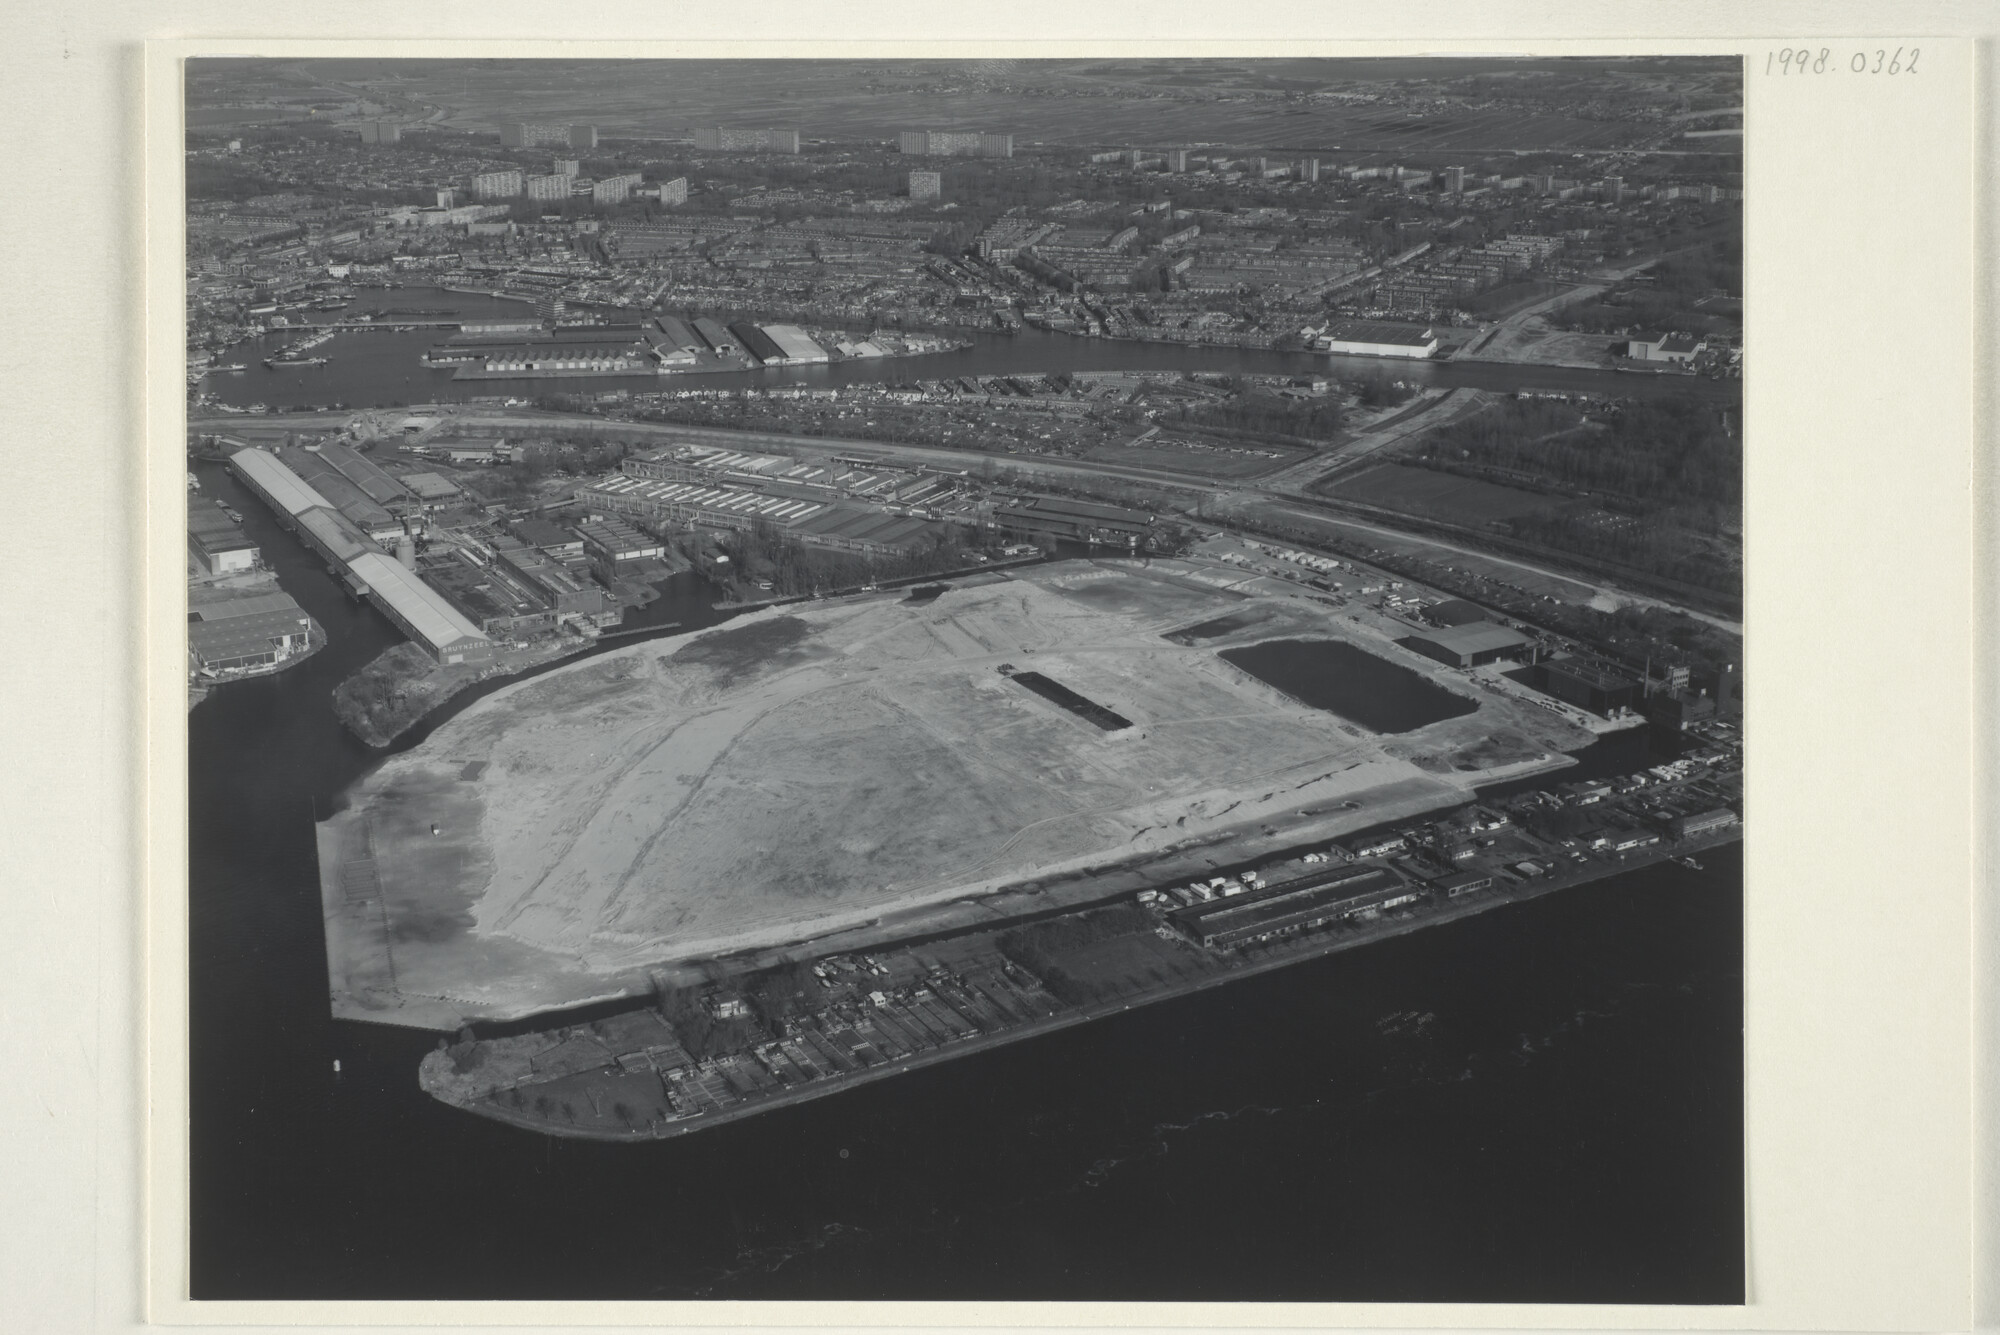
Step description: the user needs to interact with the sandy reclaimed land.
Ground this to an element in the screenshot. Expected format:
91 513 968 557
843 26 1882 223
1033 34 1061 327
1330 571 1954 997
320 559 1592 1028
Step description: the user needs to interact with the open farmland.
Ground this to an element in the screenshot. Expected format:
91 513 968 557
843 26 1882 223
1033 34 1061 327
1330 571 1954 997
1325 461 1564 526
1082 435 1309 479
318 58 1687 153
319 559 1590 1029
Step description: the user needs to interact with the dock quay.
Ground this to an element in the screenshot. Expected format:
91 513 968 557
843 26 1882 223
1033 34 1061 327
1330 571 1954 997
420 763 1741 1142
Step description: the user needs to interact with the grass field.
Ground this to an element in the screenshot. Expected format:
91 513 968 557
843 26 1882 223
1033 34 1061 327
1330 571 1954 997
1082 436 1309 479
319 559 1593 1028
1327 462 1562 527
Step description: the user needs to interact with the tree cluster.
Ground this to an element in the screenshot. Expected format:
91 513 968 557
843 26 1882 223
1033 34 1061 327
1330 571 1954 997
996 904 1153 1004
1410 392 1740 518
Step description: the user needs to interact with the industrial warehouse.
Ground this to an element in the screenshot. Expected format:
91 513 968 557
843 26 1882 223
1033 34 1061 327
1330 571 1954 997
990 494 1157 547
188 591 315 675
579 443 960 557
187 494 259 575
1167 865 1418 950
1402 621 1534 668
583 474 944 556
1311 321 1440 359
228 448 493 665
414 311 842 381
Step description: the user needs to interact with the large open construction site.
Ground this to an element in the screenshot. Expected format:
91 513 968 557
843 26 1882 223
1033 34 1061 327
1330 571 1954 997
319 558 1594 1029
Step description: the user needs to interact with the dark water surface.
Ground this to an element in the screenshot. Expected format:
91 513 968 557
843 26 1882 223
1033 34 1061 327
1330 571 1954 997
188 461 1742 1302
1220 637 1480 733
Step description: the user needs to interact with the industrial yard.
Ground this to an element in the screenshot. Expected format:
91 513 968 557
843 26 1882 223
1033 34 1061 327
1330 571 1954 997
419 759 1744 1142
319 558 1597 1028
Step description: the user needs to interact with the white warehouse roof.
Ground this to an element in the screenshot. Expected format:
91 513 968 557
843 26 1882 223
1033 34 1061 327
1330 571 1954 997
761 324 829 362
347 551 490 655
230 448 333 517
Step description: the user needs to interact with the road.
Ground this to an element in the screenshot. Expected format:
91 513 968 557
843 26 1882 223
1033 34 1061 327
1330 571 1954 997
1241 500 1740 634
1257 388 1488 492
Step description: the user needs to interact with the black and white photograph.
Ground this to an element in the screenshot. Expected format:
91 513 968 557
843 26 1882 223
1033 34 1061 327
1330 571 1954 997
0 2 1989 1326
176 53 1755 1305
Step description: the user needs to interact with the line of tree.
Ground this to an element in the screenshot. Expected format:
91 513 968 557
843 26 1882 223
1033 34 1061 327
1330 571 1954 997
1505 505 1738 594
713 517 992 601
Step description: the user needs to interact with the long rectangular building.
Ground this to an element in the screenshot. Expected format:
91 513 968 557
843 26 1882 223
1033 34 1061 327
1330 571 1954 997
347 552 493 666
277 445 405 542
229 449 491 666
654 315 703 354
761 324 829 363
583 475 944 556
992 493 1155 547
583 475 832 531
693 126 801 153
1169 866 1418 950
692 317 736 354
729 322 788 365
1316 321 1439 359
470 341 653 374
230 446 331 518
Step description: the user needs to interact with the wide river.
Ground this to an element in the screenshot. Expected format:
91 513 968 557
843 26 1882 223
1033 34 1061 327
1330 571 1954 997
188 339 1743 1301
200 286 1739 412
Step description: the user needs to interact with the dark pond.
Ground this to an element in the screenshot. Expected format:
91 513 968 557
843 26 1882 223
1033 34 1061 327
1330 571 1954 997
1220 637 1479 733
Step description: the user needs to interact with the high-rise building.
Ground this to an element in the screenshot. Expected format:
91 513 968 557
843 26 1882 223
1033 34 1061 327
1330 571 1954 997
1533 173 1556 195
471 170 524 200
1126 148 1145 167
555 158 581 177
1300 157 1321 183
908 170 942 201
525 173 573 203
694 126 801 153
1165 149 1189 173
658 176 688 205
435 188 458 209
592 173 643 206
502 122 560 149
1604 175 1625 203
501 122 593 150
1443 165 1465 193
356 121 401 144
900 129 1012 157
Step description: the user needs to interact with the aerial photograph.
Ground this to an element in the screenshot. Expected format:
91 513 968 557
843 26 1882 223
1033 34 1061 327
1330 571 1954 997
184 54 1744 1303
